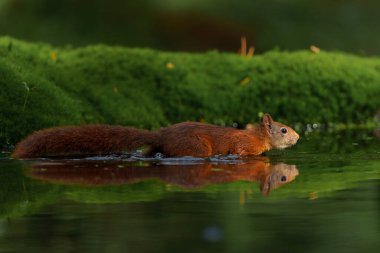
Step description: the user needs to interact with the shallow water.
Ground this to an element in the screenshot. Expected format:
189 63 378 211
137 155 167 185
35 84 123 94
0 129 379 253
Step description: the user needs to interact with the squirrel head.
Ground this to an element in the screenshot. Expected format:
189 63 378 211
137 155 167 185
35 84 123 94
260 114 299 149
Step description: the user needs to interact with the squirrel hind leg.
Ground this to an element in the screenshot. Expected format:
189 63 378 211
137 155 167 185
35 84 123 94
141 145 158 157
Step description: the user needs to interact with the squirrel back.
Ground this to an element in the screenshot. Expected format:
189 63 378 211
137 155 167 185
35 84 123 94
12 114 299 159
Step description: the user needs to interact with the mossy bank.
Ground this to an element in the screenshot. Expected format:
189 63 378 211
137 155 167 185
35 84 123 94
1 37 380 145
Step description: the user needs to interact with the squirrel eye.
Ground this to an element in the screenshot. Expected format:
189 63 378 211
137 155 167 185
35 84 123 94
281 127 288 134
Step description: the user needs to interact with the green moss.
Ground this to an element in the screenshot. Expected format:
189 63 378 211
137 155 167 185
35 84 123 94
1 37 380 145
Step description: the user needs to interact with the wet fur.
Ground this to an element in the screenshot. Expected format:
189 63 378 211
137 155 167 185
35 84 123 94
12 125 157 158
12 115 299 158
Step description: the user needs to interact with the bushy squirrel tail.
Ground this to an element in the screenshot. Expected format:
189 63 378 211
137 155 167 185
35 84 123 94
12 125 157 159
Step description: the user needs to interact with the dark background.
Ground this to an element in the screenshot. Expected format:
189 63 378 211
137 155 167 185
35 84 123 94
0 0 379 54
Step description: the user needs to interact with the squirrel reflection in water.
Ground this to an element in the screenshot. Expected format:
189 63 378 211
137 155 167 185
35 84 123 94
27 157 298 196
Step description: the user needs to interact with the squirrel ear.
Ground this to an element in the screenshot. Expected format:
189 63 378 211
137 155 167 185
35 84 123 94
261 114 273 130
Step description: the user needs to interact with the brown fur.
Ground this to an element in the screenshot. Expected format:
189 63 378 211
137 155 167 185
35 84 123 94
12 125 157 158
12 114 299 159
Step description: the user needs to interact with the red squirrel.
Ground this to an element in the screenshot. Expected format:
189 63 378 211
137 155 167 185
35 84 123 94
12 114 299 158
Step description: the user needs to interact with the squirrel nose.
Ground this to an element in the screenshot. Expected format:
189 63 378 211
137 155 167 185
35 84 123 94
292 133 300 143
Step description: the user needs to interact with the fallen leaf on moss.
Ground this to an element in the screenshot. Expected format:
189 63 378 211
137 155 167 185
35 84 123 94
310 45 320 54
50 51 58 61
166 62 175 69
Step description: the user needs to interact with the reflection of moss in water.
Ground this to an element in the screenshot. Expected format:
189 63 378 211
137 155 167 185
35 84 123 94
0 160 61 218
65 181 258 204
1 37 380 146
64 180 169 204
0 159 379 217
0 161 171 217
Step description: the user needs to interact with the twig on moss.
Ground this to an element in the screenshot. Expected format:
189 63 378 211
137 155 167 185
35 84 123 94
22 82 30 112
238 36 255 58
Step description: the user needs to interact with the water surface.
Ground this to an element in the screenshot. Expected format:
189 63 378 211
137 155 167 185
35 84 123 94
0 130 379 253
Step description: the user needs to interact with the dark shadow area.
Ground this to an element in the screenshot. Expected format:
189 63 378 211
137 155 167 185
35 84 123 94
0 0 379 54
